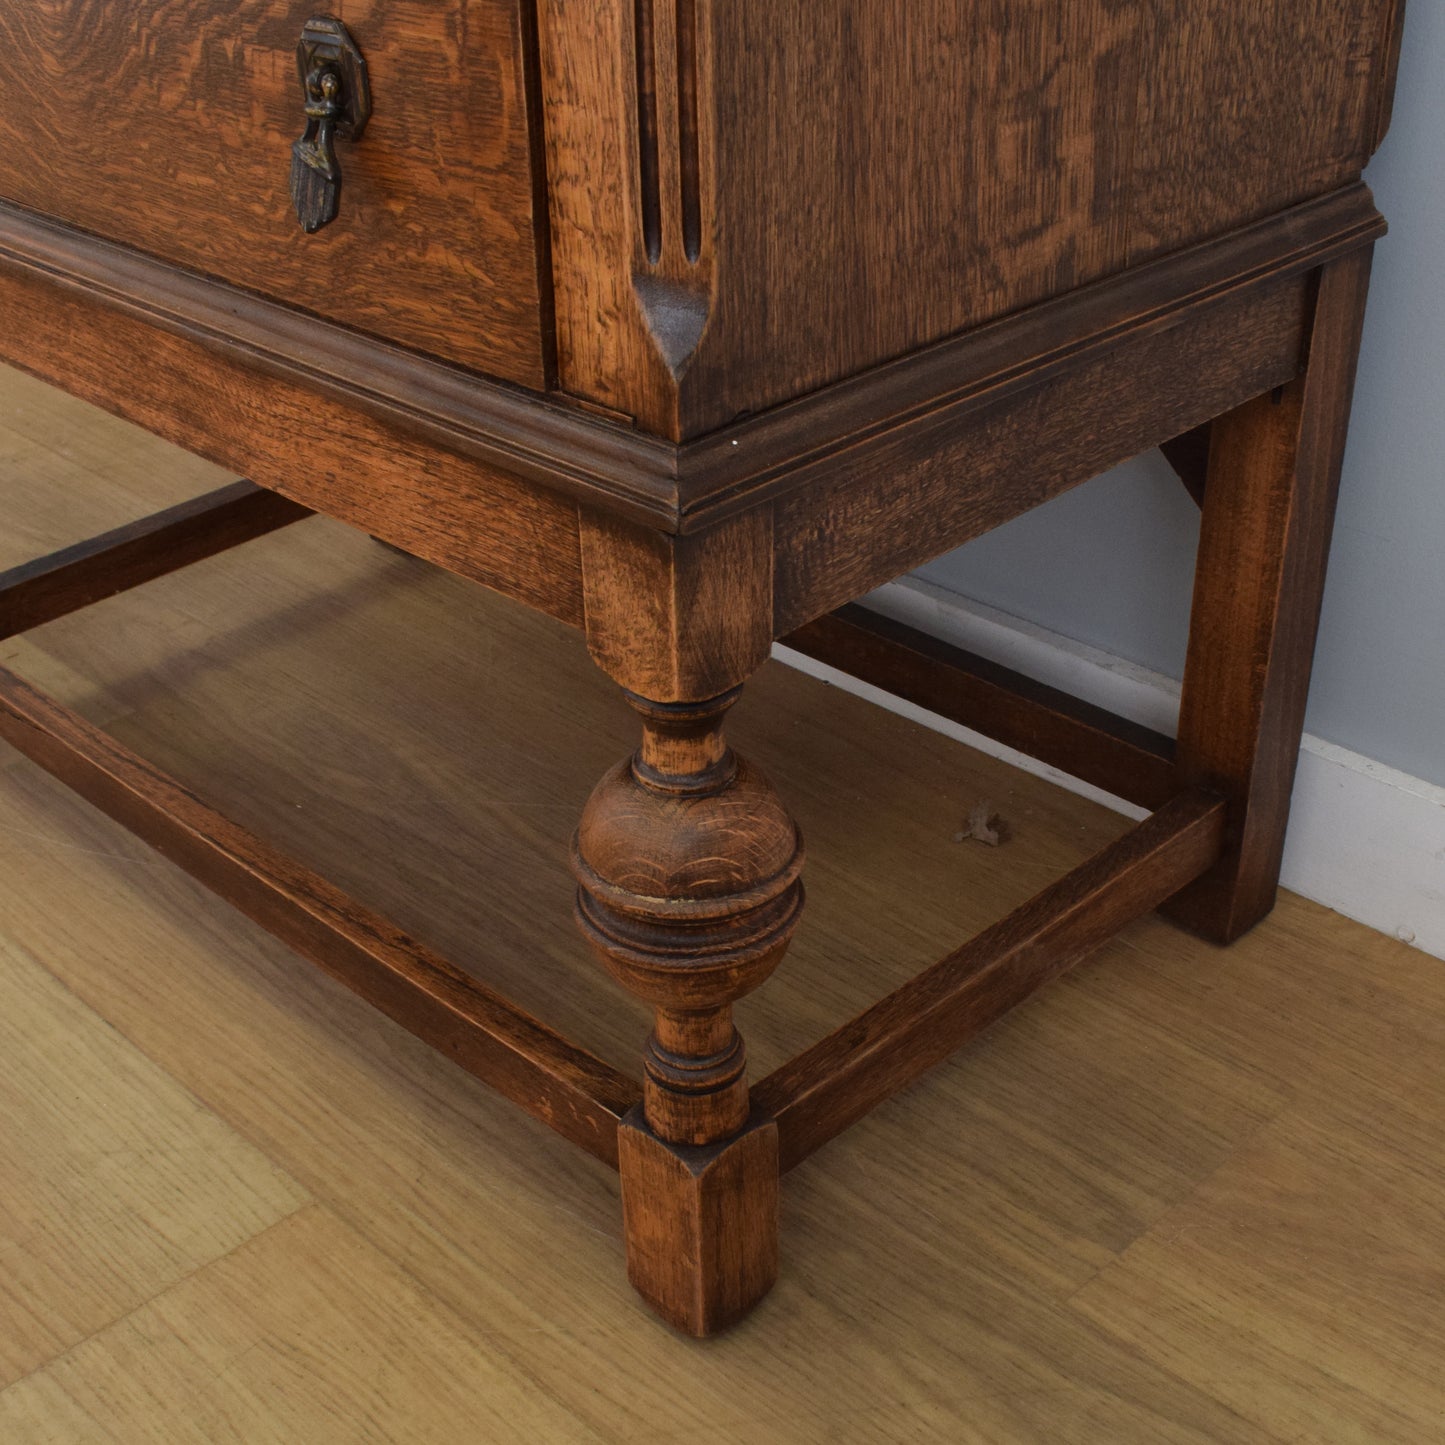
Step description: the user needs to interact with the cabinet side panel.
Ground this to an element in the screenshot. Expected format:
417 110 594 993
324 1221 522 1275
1127 0 1394 260
538 0 1398 438
689 0 1142 433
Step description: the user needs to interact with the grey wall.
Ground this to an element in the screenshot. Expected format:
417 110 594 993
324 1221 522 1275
915 1 1445 787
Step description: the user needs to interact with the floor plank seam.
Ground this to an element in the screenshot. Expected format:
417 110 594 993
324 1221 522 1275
0 1205 317 1401
1055 1083 1296 1312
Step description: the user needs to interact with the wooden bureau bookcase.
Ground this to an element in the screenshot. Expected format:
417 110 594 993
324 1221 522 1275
0 2 1406 1333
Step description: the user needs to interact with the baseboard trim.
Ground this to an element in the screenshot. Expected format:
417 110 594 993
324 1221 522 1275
775 576 1445 961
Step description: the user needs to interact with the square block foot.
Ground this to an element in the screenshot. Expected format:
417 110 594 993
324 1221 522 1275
618 1108 779 1336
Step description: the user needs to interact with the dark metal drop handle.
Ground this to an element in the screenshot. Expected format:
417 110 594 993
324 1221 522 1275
291 67 344 233
289 17 371 235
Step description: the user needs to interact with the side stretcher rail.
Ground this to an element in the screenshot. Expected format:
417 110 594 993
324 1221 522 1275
0 492 1226 1173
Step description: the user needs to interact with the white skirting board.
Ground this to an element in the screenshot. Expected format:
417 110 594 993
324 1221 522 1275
774 576 1445 962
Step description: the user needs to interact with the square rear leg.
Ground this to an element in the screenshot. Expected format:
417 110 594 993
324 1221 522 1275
1165 250 1374 942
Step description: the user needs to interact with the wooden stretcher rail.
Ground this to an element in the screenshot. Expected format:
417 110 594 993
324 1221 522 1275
0 666 641 1167
0 490 1218 1182
0 480 311 640
781 604 1180 810
754 790 1227 1172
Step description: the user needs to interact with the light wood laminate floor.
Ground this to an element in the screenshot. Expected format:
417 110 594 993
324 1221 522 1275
1 365 1442 1443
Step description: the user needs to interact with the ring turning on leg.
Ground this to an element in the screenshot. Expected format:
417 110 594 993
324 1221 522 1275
572 686 804 1332
572 688 804 1145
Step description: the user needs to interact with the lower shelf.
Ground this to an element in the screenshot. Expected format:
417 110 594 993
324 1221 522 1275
0 658 1222 1176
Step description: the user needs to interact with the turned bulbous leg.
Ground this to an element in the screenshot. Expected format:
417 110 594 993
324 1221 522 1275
571 686 804 1332
572 689 804 1146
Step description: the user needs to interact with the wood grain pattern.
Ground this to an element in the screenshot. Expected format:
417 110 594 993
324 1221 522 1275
0 482 309 641
1369 0 1409 153
782 604 1179 812
618 1112 780 1336
578 508 773 702
571 499 800 1330
690 0 1141 433
4 383 1441 1433
0 184 1381 545
1070 1101 1445 1442
0 1 1406 1342
1128 0 1400 261
571 670 801 1329
0 0 548 384
543 0 1402 437
676 183 1384 532
573 686 804 1143
0 202 679 529
755 793 1227 1173
0 1207 605 1442
0 246 586 625
0 932 307 1390
1166 250 1376 942
771 274 1311 635
0 665 640 1165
